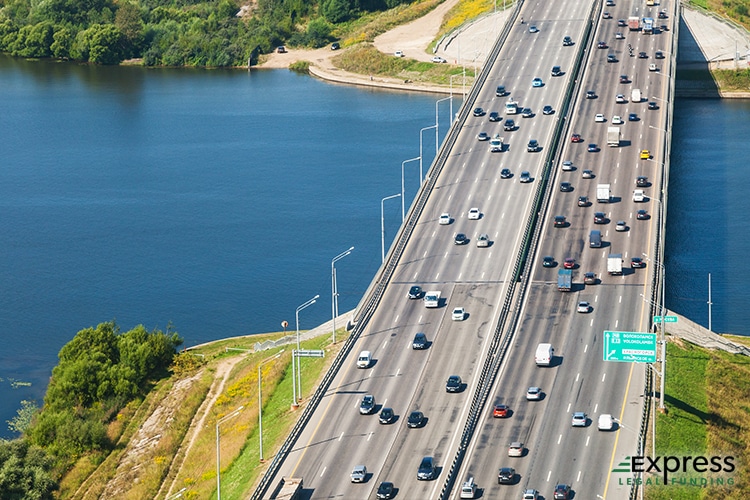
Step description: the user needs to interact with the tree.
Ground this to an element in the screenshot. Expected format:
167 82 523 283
51 27 73 58
305 17 332 48
322 0 351 23
0 440 57 499
7 400 38 434
115 1 144 58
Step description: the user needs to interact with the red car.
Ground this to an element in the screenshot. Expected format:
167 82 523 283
597 41 608 49
493 404 510 418
563 258 576 269
571 133 583 143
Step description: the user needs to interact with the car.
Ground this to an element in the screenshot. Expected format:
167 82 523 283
615 31 625 39
460 478 476 499
532 77 543 87
637 209 649 220
407 410 424 428
554 215 567 227
617 18 626 26
476 132 489 141
508 442 524 457
660 23 669 31
577 301 590 313
493 404 510 418
578 196 589 207
417 456 436 480
560 182 573 192
640 149 650 159
331 42 340 50
468 207 480 220
476 233 490 247
473 107 485 117
598 413 615 431
597 41 608 49
454 233 467 245
633 189 646 202
586 91 598 102
500 168 512 179
588 143 598 152
631 257 646 268
412 332 428 349
611 115 623 124
527 139 540 152
571 133 583 143
563 258 575 269
529 25 539 33
562 36 573 46
658 9 668 18
655 50 665 59
360 394 376 414
620 74 629 83
526 386 542 400
629 112 638 121
379 407 395 424
607 53 617 62
649 63 657 72
639 51 648 59
446 375 462 392
543 105 554 115
276 45 287 53
489 111 501 122
584 272 597 284
636 175 649 187
522 107 534 118
351 464 367 483
523 488 539 500
377 481 395 499
594 212 607 224
616 220 628 232
602 11 611 18
503 118 516 131
562 160 575 171
408 285 423 299
495 85 507 96
520 171 532 183
648 101 658 110
431 55 447 63
452 307 465 321
551 65 562 76
498 467 516 484
616 94 627 103
595 113 605 122
582 169 594 179
554 483 572 500
439 213 451 225
394 50 404 57
542 256 554 267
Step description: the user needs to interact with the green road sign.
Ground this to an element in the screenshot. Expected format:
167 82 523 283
653 315 678 323
603 331 657 363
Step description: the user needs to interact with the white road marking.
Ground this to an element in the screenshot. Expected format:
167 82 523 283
595 403 599 412
338 432 344 442
585 437 590 448
595 294 599 303
590 318 594 326
547 470 552 482
619 295 623 303
382 340 388 349
435 272 440 280
602 373 606 382
584 344 588 353
557 434 563 445
367 432 373 442
578 469 583 481
394 314 400 323
320 466 326 477
396 368 400 377
615 320 619 328
566 403 571 412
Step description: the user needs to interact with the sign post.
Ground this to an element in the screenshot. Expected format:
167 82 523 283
603 331 657 363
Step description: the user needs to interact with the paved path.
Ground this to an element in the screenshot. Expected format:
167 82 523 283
680 6 750 69
665 309 750 356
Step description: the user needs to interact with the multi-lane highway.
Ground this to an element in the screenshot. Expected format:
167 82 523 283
258 0 675 497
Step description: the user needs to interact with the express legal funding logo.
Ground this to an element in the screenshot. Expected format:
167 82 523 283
612 455 737 488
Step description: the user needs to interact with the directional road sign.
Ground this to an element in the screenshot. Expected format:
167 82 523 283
295 349 325 358
653 315 678 324
603 331 657 363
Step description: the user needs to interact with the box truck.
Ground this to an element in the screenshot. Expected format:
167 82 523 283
596 184 611 203
607 126 621 147
557 269 572 292
608 254 623 275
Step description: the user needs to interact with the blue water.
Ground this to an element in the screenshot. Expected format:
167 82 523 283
0 55 747 439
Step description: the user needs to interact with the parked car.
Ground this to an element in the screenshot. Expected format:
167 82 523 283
431 55 447 63
331 42 340 50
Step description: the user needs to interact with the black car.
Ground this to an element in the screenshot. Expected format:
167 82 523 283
629 113 638 121
648 101 658 110
584 272 597 284
500 168 512 179
495 85 507 96
489 111 501 122
504 118 516 131
617 18 626 26
407 410 424 428
417 456 436 480
554 215 567 227
527 139 540 152
331 42 340 50
408 285 423 299
637 209 649 220
562 36 573 46
379 407 395 424
454 233 468 245
554 483 572 500
377 481 395 499
588 143 599 152
638 51 648 58
597 41 608 49
542 105 554 115
658 10 668 18
631 257 646 268
560 182 573 192
594 212 607 224
620 74 629 83
446 375 462 392
522 107 533 118
586 90 597 99
551 65 562 76
578 196 589 207
636 176 649 187
473 107 485 116
412 332 428 349
360 394 376 415
542 256 555 267
498 467 516 484
655 50 664 59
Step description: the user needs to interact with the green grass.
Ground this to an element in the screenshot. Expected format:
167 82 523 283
712 69 750 92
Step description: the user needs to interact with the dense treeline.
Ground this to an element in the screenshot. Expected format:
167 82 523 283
0 322 182 497
0 0 416 66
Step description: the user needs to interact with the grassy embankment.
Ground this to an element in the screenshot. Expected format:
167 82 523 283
645 337 750 500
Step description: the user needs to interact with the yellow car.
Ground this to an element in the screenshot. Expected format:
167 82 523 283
640 149 650 159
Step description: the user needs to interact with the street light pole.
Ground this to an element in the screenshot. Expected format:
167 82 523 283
401 157 420 221
216 405 244 500
294 294 319 404
331 247 354 344
259 352 283 461
420 125 437 185
435 95 451 153
381 194 401 263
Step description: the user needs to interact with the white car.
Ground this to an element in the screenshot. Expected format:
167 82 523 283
526 386 542 400
612 115 623 124
577 301 590 313
649 63 657 71
572 412 587 427
529 25 539 33
561 160 574 171
468 208 480 220
582 169 594 179
452 307 465 321
616 94 627 103
351 465 367 482
476 233 490 247
432 56 447 63
508 442 524 457
598 413 615 430
615 220 627 231
595 113 605 122
394 50 404 57
633 189 646 202
439 213 451 225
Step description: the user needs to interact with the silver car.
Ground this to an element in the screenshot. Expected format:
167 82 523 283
351 464 367 482
476 233 490 247
571 412 587 427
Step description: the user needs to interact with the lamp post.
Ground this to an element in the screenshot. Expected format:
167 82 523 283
293 294 319 405
216 405 244 500
420 125 437 185
435 95 451 151
331 247 354 344
259 351 284 461
401 157 420 221
381 193 401 263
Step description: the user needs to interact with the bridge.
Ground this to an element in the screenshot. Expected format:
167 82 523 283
254 0 675 497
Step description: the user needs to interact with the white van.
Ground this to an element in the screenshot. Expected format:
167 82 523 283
460 477 476 499
356 351 372 368
598 414 615 430
535 343 554 366
631 88 641 103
